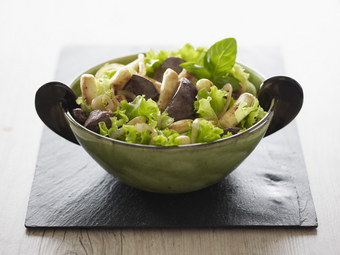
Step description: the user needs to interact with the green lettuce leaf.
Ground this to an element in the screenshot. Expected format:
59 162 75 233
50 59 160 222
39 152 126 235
112 126 180 146
195 97 217 119
75 97 92 116
175 44 206 65
145 44 207 78
221 131 234 139
145 49 172 78
153 129 180 147
120 95 159 127
230 63 256 95
188 119 223 143
235 98 266 128
122 125 152 145
160 111 174 129
113 107 129 124
102 70 117 79
95 78 112 98
194 86 228 118
99 122 110 136
99 117 125 137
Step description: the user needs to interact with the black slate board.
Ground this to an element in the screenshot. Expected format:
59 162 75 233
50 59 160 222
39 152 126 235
26 45 317 228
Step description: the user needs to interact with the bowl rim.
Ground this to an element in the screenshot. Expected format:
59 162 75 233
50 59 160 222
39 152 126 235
65 104 273 151
65 54 274 150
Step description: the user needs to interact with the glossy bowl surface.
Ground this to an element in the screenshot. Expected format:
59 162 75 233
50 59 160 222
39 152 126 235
62 54 273 193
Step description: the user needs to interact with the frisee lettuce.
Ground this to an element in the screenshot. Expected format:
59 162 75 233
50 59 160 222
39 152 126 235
120 95 161 128
230 63 256 96
236 98 266 129
122 125 152 145
145 44 207 78
99 121 181 146
99 117 125 137
195 97 217 119
76 97 92 115
188 119 224 143
194 86 229 118
96 78 112 98
160 111 174 130
97 96 180 146
153 129 181 146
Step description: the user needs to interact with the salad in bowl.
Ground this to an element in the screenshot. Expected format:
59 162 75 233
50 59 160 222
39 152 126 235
35 38 303 193
73 38 266 146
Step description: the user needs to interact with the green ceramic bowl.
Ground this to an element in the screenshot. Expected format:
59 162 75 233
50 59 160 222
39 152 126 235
35 54 303 194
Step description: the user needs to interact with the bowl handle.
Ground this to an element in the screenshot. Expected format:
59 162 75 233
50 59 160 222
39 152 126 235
35 81 80 145
257 76 303 137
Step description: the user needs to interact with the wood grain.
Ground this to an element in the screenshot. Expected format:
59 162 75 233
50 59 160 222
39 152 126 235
18 228 320 255
23 229 122 254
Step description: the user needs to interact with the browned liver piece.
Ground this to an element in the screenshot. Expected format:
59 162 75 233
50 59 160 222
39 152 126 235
164 78 197 121
153 57 186 82
84 110 113 133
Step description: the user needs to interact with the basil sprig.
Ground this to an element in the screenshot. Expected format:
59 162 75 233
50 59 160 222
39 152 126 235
180 38 242 90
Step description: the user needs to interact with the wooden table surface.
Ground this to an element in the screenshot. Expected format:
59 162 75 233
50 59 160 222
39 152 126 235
1 0 340 254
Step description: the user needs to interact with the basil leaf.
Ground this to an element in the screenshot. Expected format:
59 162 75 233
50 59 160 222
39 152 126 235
204 38 237 77
180 62 211 80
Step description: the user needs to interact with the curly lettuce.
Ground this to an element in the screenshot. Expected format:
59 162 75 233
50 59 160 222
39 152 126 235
230 63 256 95
145 44 207 78
97 95 180 146
236 97 266 129
120 95 160 127
121 125 152 145
76 97 92 116
95 78 112 98
153 129 181 146
194 86 229 118
188 119 224 144
99 117 125 137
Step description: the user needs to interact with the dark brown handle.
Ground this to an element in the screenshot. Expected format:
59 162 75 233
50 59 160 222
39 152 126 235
35 81 80 145
257 76 303 137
